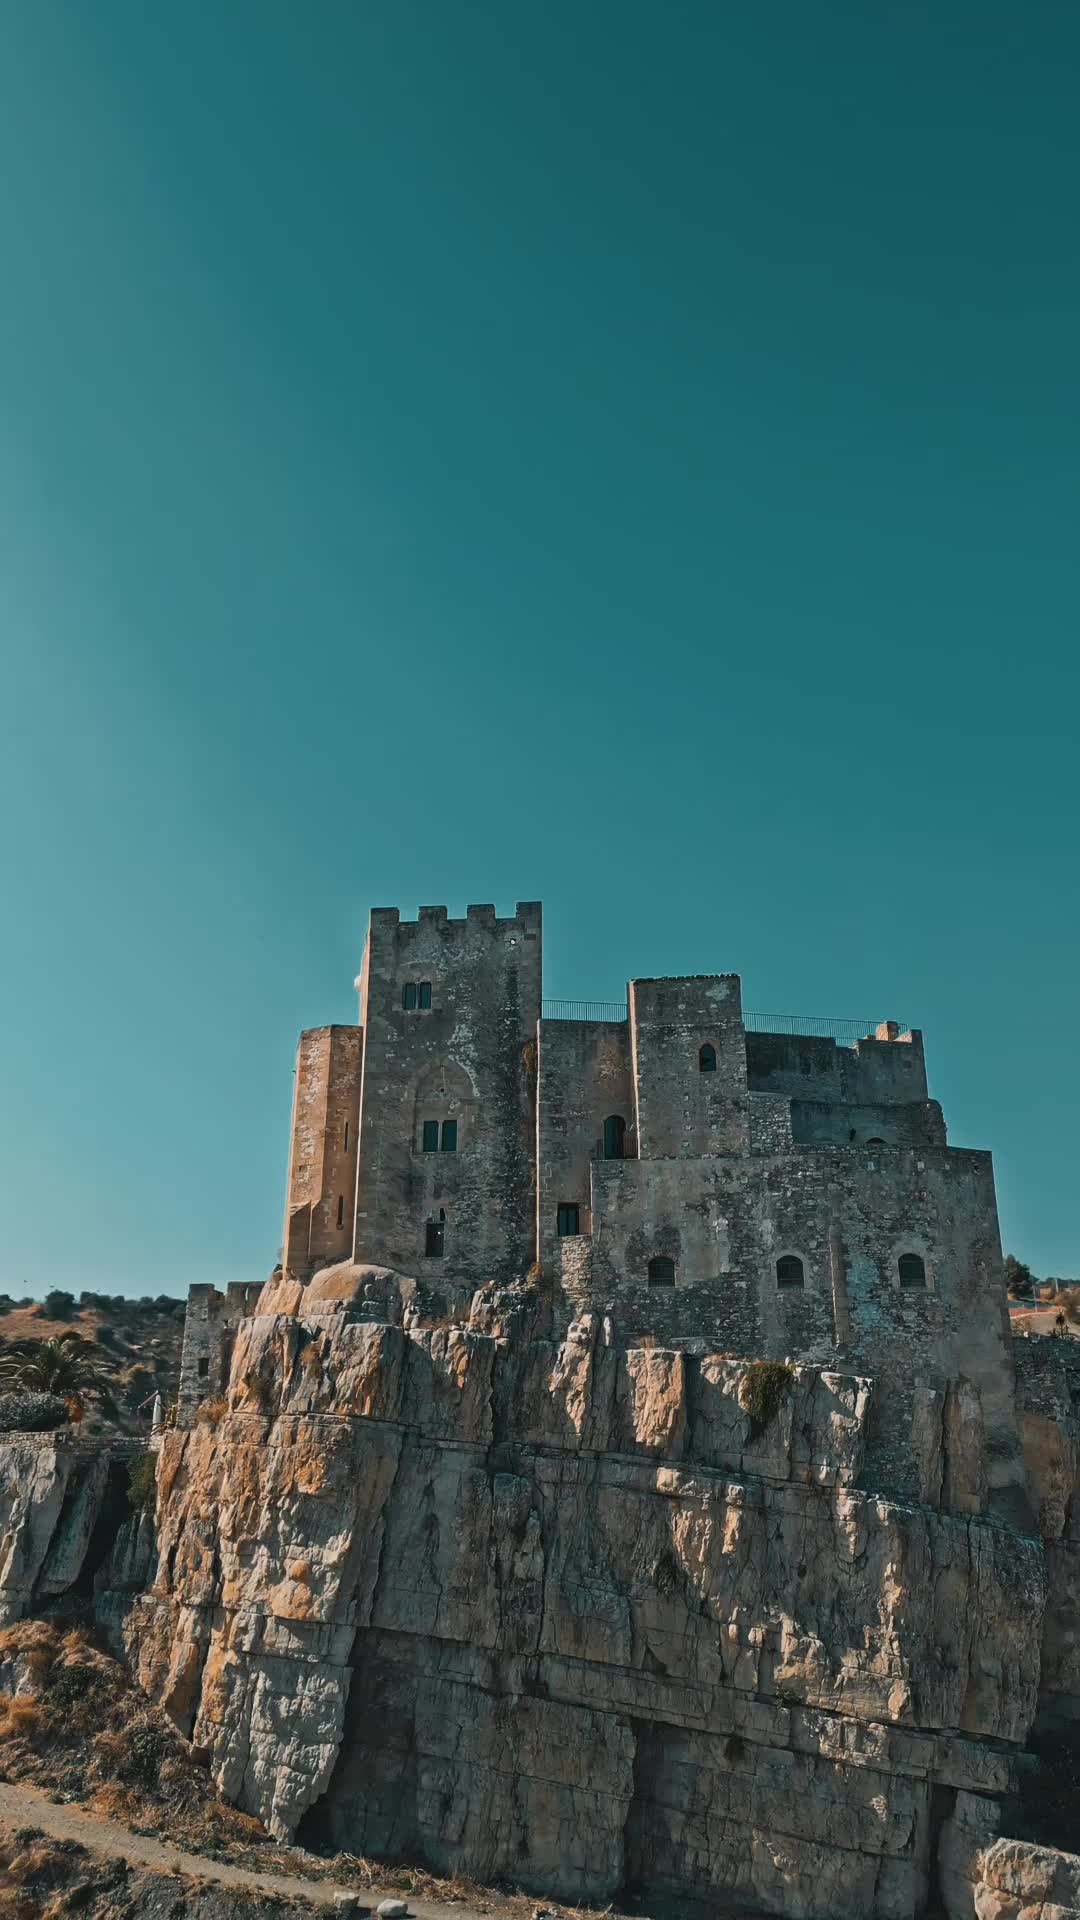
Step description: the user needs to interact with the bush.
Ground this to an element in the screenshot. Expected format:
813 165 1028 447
0 1391 70 1433
195 1395 228 1425
78 1291 110 1311
42 1291 75 1322
127 1453 157 1514
95 1324 117 1349
1005 1255 1036 1299
1058 1286 1080 1327
739 1361 795 1439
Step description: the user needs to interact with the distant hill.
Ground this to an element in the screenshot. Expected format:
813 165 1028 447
0 1291 186 1437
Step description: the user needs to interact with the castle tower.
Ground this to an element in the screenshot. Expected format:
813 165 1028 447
351 902 542 1286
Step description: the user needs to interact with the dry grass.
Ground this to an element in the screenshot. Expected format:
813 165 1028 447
196 1395 229 1425
0 1622 270 1863
0 1622 630 1920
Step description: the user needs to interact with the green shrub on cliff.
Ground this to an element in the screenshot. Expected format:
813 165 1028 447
0 1390 70 1432
738 1360 794 1439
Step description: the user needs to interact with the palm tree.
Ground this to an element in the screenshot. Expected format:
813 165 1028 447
0 1332 118 1417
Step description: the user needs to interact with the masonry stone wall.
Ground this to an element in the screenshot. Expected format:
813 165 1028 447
630 974 749 1157
177 1281 263 1421
535 1017 632 1272
282 1025 363 1278
353 903 542 1286
746 1028 929 1103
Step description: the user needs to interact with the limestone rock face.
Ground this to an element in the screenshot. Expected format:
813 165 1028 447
0 1435 107 1624
118 1312 1049 1915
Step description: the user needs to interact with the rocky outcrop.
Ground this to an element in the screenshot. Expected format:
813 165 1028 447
0 1434 110 1625
117 1308 1048 1916
940 1792 1080 1920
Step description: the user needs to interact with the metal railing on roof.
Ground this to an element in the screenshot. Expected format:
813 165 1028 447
540 1000 909 1047
744 1012 908 1045
542 998 629 1022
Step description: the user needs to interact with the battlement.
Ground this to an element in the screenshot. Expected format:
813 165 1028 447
368 900 542 937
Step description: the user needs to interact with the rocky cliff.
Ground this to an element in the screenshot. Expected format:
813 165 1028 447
110 1274 1064 1920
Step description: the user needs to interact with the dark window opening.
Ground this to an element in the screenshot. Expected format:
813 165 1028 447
776 1254 804 1288
425 1210 446 1259
418 981 432 1010
648 1256 676 1285
402 982 418 1010
867 1136 886 1147
197 1356 210 1379
344 1120 350 1151
603 1115 626 1160
899 1252 927 1287
557 1203 580 1236
698 1043 717 1073
336 1194 344 1230
422 1120 439 1153
441 1119 457 1152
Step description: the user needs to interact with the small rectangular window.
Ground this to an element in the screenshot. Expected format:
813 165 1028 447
197 1357 210 1379
441 1119 457 1152
422 1120 439 1153
418 982 432 1009
557 1203 580 1236
402 982 418 1010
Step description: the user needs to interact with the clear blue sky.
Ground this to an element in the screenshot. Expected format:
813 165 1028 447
1 2 1077 1296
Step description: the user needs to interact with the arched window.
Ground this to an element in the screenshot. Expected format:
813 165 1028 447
698 1043 717 1073
648 1256 676 1285
898 1252 927 1287
776 1254 804 1288
603 1115 626 1160
867 1136 886 1147
414 1061 475 1155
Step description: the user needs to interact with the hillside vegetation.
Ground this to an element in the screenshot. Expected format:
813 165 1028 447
0 1294 185 1438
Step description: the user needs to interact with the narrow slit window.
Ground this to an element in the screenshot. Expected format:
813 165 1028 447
776 1254 804 1288
418 981 432 1009
343 1120 350 1151
648 1256 676 1285
402 982 418 1010
698 1043 717 1072
557 1203 580 1236
441 1119 457 1152
336 1195 344 1229
603 1115 626 1160
898 1252 927 1287
422 1120 440 1153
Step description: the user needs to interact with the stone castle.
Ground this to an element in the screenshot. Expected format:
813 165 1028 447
181 898 1021 1511
8 896 1079 1919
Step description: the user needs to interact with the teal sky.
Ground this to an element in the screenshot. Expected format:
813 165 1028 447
1 3 1077 1296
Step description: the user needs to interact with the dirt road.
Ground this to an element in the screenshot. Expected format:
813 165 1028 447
0 1779 486 1920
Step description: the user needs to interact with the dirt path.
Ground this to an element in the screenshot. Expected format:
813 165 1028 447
0 1779 482 1919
